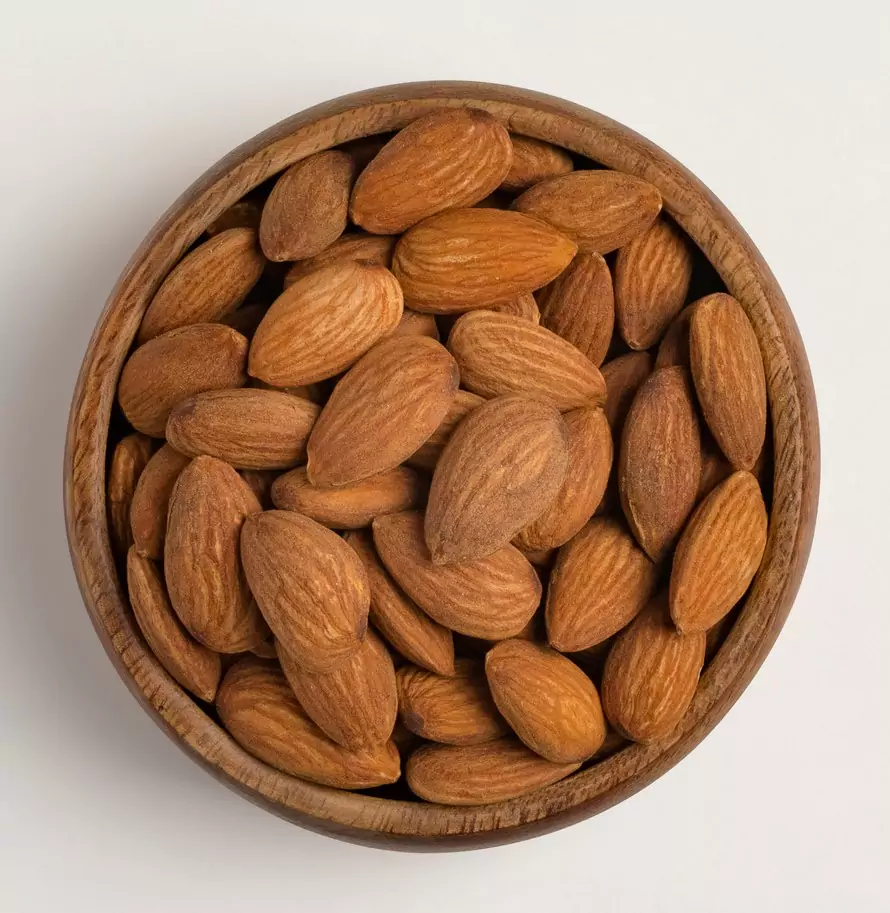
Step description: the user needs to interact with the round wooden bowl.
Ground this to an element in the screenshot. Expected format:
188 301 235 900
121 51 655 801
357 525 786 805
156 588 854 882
64 81 819 850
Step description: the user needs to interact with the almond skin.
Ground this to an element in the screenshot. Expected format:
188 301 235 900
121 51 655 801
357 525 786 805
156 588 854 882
283 232 396 288
601 352 653 434
448 311 606 411
513 170 662 254
350 108 513 234
392 308 441 340
107 432 153 557
397 659 508 745
406 738 579 806
392 208 577 313
601 595 706 743
271 465 426 529
306 335 459 488
277 630 397 750
373 511 541 640
486 640 606 763
130 444 190 559
655 303 697 369
689 293 767 470
405 390 485 472
240 510 370 673
164 456 268 653
259 151 355 261
249 261 403 388
127 548 221 701
670 471 768 633
137 228 265 342
546 516 659 652
619 367 701 561
614 217 694 349
119 324 248 437
491 292 540 323
166 388 319 470
500 136 574 192
216 657 400 788
426 395 569 564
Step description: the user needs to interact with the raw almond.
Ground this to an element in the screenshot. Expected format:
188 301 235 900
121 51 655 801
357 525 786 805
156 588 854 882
282 232 396 288
601 352 653 433
392 308 440 340
338 134 390 173
655 302 698 369
251 639 278 659
107 432 153 557
219 302 269 340
239 469 277 509
405 390 484 471
205 200 261 236
500 136 574 192
697 435 734 501
491 292 540 323
514 544 556 569
130 443 190 559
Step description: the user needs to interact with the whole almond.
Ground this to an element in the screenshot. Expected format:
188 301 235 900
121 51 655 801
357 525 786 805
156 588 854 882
601 352 653 433
239 469 277 509
538 252 614 366
216 657 400 788
500 136 574 192
278 630 397 750
690 293 767 470
655 303 697 369
546 516 658 652
513 544 556 569
426 395 569 563
697 435 734 501
108 432 153 557
491 292 540 323
513 170 662 254
671 471 768 633
338 134 389 173
205 200 261 236
405 389 485 471
259 151 355 261
392 208 577 313
251 639 278 659
119 324 248 437
615 217 694 349
373 511 541 640
306 335 458 488
448 311 606 411
165 456 268 652
219 302 269 340
166 388 320 470
130 444 190 559
486 640 606 763
392 308 441 340
350 109 513 234
283 232 396 288
619 367 701 561
601 595 706 743
240 510 370 672
137 229 265 342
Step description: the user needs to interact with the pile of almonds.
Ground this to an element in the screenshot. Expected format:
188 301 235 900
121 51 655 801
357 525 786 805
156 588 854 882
110 107 770 807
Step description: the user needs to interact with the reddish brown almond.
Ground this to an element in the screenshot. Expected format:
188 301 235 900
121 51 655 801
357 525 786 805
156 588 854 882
406 390 485 471
426 396 569 563
338 134 389 173
166 388 319 470
282 232 396 288
393 208 577 313
240 511 369 672
251 639 278 659
306 335 458 488
601 595 706 743
698 436 734 502
392 308 441 340
216 657 400 788
130 444 190 559
486 640 606 763
690 293 767 470
119 324 248 437
205 200 261 236
350 109 513 234
406 738 579 805
601 352 653 434
107 433 153 557
619 367 701 561
165 456 268 652
615 217 694 349
448 311 606 411
538 252 614 366
546 516 658 652
500 136 574 192
239 469 277 509
127 548 221 701
219 302 269 340
513 170 662 254
655 303 697 369
491 292 540 323
373 512 540 640
514 544 556 569
671 471 768 633
259 151 355 261
137 229 265 342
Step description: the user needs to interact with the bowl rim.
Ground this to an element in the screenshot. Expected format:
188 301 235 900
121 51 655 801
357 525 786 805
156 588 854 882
64 80 820 851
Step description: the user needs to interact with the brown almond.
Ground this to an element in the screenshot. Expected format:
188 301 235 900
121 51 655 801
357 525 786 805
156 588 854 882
513 544 556 569
205 200 261 236
107 432 153 557
239 469 277 509
251 639 278 659
392 307 441 340
655 303 697 369
282 232 396 287
500 136 574 192
405 389 485 471
601 352 653 434
697 435 734 502
219 302 269 340
130 444 190 559
491 292 540 323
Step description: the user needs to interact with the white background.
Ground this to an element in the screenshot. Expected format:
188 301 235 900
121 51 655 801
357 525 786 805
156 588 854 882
2 1 888 910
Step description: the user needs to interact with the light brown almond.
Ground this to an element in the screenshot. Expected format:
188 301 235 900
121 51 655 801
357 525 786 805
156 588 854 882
130 444 190 559
655 303 697 369
513 544 556 569
490 292 541 323
282 232 396 288
405 389 485 471
219 302 269 340
500 136 574 192
205 201 261 236
107 432 153 557
392 308 441 340
601 352 654 433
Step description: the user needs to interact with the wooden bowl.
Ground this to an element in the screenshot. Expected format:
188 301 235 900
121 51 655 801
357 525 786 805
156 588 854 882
64 81 819 850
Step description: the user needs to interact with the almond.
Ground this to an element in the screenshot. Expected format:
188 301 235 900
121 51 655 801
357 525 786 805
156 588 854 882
601 352 653 433
513 544 556 569
392 307 441 340
282 232 396 288
205 200 261 236
670 471 768 633
251 639 278 659
392 208 577 313
259 151 355 261
500 136 574 192
491 292 540 323
601 595 706 743
512 170 662 254
239 469 277 509
448 311 606 411
338 134 390 173
240 510 369 672
306 335 458 488
372 511 541 640
655 303 697 369
137 229 265 342
130 444 190 559
425 395 569 563
689 293 767 470
485 640 606 763
697 435 734 502
216 657 400 788
405 390 484 471
166 388 320 470
350 109 513 234
164 456 268 652
107 432 153 557
219 302 269 340
619 367 701 561
546 516 658 652
119 324 248 437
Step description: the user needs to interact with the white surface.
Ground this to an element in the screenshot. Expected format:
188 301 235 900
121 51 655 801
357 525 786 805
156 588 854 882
1 1 888 910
